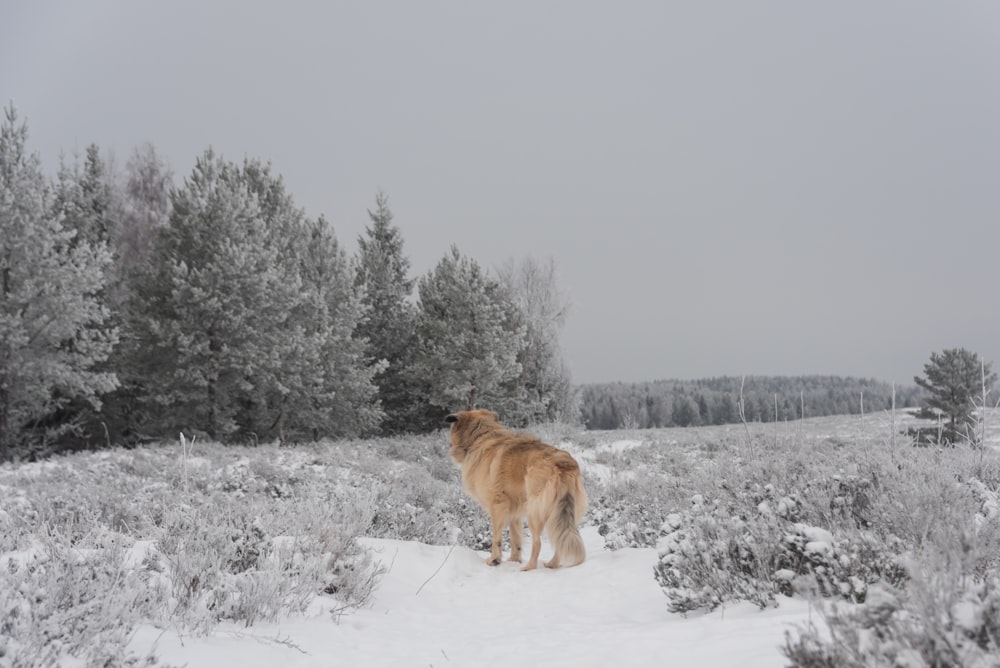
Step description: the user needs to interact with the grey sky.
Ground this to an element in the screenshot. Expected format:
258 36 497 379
3 1 998 385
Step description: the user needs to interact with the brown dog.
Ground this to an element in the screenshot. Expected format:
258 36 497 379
445 409 587 571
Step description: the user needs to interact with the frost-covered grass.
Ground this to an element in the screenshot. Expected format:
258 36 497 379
0 433 477 666
1 409 998 666
585 411 1000 667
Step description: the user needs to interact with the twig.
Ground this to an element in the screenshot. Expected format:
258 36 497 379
738 375 753 460
218 630 310 655
890 382 896 465
860 391 870 468
417 543 457 595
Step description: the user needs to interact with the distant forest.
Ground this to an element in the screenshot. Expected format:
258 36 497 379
579 376 923 430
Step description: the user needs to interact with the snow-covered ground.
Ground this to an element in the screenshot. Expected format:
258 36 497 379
131 526 814 667
9 409 996 666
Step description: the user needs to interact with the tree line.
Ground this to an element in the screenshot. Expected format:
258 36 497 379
0 105 575 460
5 102 985 458
579 375 924 430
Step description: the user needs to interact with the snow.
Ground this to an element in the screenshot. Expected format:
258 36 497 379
600 439 647 454
131 526 814 667
793 523 835 556
566 440 648 484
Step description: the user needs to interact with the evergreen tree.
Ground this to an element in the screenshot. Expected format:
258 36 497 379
53 144 116 249
353 192 418 434
413 246 524 423
0 105 118 458
50 143 125 446
915 348 996 441
714 393 736 425
695 393 711 425
289 215 384 439
130 151 304 440
129 151 381 442
671 394 699 427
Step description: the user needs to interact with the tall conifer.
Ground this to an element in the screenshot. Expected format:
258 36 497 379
0 106 117 458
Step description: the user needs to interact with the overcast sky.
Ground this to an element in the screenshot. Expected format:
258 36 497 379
3 1 998 385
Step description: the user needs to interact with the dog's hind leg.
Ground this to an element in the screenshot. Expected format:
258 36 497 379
486 494 510 566
507 518 523 563
522 512 544 571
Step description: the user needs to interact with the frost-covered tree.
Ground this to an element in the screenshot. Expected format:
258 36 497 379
497 256 578 425
129 151 304 440
128 151 381 442
413 246 525 423
50 143 127 444
353 192 419 434
53 144 117 249
0 105 118 458
288 215 384 439
92 144 173 445
671 394 700 427
117 143 172 285
915 348 996 441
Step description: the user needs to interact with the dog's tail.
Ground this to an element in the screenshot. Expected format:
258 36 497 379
548 465 587 567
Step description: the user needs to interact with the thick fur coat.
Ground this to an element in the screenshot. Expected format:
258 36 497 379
445 409 587 570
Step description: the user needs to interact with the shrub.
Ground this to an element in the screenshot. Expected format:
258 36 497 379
784 574 1000 667
654 494 784 612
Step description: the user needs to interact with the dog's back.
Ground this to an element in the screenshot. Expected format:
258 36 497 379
446 409 587 570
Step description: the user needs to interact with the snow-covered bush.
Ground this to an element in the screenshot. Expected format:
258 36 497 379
592 469 681 549
784 575 1000 667
0 442 391 663
654 494 785 612
654 475 911 613
779 522 907 602
0 539 173 667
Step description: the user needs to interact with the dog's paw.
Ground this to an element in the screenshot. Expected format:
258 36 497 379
486 556 501 566
520 562 538 572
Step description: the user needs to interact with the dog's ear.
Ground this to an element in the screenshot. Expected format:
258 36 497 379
444 413 459 424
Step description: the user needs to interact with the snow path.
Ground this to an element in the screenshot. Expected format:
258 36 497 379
132 526 814 667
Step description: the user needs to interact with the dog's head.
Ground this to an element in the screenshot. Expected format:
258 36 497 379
444 409 499 463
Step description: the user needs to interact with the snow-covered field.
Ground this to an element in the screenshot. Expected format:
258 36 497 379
129 527 814 668
2 409 999 667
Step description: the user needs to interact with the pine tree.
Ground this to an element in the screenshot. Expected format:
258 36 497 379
671 394 699 427
129 151 304 441
50 142 127 447
695 393 711 425
353 192 418 434
128 151 382 442
714 393 737 425
915 348 996 442
0 105 118 458
413 246 525 424
53 144 116 249
289 215 383 439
